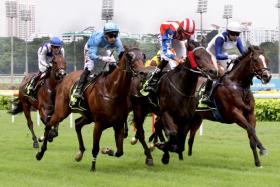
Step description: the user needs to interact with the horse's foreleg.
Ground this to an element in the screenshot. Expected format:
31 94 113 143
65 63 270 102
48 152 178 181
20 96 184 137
133 105 153 166
91 122 103 172
102 124 124 157
233 109 262 167
22 102 39 148
188 115 203 156
247 112 267 155
75 116 91 162
161 112 179 153
36 126 51 160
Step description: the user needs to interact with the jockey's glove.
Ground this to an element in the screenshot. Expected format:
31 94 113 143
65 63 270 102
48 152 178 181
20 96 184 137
228 54 238 60
100 56 116 63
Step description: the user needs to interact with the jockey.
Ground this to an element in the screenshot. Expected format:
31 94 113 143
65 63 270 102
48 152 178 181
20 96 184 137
27 36 64 97
202 21 246 106
143 18 196 93
145 50 161 67
72 22 123 100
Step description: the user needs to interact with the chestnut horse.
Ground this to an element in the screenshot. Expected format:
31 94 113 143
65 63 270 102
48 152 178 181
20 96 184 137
35 47 145 171
9 55 66 148
185 45 271 167
131 40 219 165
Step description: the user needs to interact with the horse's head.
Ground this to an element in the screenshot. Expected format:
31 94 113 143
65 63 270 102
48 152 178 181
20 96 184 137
51 54 67 81
118 46 146 75
186 39 218 80
248 46 271 84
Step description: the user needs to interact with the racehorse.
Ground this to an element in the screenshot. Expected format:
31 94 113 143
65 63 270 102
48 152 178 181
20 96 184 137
131 40 219 165
9 55 66 148
149 45 271 167
185 45 271 167
35 47 145 171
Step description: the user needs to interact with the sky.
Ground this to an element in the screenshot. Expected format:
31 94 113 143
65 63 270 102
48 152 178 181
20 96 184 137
0 0 279 36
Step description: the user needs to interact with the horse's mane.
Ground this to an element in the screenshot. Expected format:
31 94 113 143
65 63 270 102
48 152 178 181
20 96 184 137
227 45 265 73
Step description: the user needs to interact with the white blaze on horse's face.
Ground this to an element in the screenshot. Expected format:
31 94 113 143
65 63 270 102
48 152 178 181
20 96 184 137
259 55 267 68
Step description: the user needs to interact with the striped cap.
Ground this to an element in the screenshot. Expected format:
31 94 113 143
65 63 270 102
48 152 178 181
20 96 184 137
180 18 195 35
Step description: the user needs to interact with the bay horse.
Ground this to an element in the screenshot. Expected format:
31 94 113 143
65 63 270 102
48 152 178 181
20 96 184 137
131 40 219 165
9 55 66 148
35 47 145 171
184 45 271 167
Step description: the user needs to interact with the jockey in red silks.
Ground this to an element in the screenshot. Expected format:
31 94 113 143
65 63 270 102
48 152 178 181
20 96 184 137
143 18 196 94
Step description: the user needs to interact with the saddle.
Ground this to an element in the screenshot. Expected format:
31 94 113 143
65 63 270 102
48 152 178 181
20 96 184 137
24 74 45 101
69 72 100 112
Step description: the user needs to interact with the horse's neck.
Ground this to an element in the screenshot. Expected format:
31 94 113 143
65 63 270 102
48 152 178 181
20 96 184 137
46 71 58 89
105 68 131 95
227 57 253 87
170 66 199 94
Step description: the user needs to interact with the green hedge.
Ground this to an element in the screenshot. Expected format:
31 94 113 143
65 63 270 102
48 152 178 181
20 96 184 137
255 99 280 121
0 96 279 121
0 96 10 110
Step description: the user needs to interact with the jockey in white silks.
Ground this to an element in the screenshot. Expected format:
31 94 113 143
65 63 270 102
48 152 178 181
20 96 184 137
201 21 246 106
27 36 65 97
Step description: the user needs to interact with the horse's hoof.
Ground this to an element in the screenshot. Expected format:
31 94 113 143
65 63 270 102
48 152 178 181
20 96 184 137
75 151 83 162
148 142 155 152
130 137 138 145
145 158 153 166
161 156 169 165
38 136 44 142
101 147 109 154
256 165 263 168
36 152 43 161
33 142 39 149
260 149 268 156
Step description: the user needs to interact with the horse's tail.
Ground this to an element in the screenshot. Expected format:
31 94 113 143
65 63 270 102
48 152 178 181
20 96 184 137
8 97 23 115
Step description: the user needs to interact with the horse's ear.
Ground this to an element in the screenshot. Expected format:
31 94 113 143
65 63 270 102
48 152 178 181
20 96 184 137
248 45 254 52
143 53 146 60
118 51 124 60
123 45 129 52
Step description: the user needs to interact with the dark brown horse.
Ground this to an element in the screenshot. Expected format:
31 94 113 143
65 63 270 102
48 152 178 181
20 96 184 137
131 40 219 165
9 55 66 148
35 47 145 171
149 46 272 167
184 46 271 167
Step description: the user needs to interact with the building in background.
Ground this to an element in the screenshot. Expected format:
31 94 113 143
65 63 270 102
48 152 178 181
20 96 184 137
6 0 35 40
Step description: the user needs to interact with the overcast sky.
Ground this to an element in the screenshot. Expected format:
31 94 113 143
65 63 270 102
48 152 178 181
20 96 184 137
0 0 279 36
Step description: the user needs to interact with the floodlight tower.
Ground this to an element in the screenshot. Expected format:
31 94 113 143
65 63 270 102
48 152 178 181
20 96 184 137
196 0 208 40
5 1 17 86
223 4 233 29
276 0 280 73
101 0 114 22
20 9 31 74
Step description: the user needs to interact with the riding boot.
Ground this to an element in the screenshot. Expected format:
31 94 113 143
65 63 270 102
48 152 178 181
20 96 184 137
201 80 214 106
73 68 90 99
144 59 169 93
27 72 42 97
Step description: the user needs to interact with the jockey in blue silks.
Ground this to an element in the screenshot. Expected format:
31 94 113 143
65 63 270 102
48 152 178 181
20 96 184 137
73 22 123 100
202 21 246 106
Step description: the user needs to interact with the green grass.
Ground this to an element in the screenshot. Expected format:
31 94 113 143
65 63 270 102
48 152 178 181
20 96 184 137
0 110 279 187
